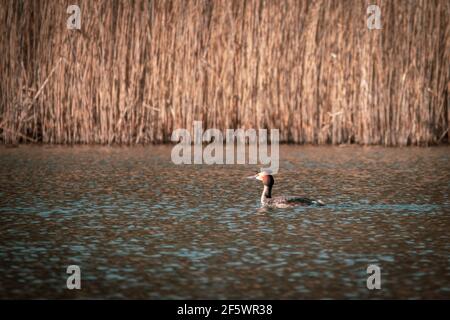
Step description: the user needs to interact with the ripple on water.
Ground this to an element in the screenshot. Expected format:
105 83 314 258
0 145 449 299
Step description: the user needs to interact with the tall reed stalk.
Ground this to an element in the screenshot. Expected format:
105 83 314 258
0 0 449 145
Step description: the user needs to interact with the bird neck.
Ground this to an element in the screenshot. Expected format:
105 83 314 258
261 185 272 204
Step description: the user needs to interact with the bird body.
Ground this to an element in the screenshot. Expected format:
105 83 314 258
248 171 324 208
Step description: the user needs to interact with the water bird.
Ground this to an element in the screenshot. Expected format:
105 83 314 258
248 171 325 208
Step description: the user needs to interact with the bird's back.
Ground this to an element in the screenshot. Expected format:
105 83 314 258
264 196 325 207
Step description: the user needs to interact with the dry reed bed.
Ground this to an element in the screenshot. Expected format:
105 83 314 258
0 0 449 145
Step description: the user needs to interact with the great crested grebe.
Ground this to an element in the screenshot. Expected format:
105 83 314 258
248 171 325 207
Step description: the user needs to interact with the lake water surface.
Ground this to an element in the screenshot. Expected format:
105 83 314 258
0 145 449 299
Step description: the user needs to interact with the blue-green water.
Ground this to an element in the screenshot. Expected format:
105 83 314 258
0 145 449 298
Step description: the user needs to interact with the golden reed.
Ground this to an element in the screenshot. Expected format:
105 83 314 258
0 0 449 145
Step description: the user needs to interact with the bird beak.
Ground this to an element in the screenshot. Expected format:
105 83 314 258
247 175 257 180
